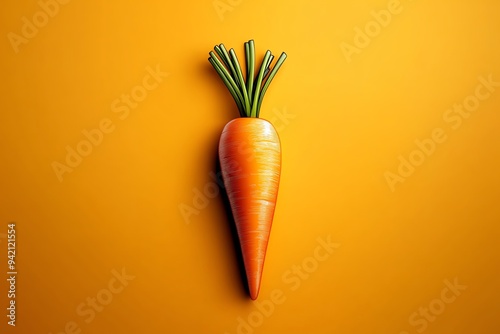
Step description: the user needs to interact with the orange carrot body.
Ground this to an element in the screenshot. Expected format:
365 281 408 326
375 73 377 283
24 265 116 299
219 118 281 300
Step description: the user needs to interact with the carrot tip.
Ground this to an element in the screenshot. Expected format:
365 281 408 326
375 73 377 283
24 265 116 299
249 286 260 300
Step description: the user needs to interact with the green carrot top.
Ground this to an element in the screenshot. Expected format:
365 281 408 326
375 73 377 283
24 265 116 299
208 40 287 118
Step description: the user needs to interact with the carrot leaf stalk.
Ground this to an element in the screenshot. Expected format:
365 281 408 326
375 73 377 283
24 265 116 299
208 40 287 118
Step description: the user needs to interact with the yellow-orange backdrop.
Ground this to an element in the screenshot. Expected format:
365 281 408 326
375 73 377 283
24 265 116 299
1 0 499 333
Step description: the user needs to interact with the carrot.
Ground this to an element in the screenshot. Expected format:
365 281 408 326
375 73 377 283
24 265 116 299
208 40 287 299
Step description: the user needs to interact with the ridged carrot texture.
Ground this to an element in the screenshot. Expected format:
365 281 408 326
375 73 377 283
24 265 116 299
208 40 287 299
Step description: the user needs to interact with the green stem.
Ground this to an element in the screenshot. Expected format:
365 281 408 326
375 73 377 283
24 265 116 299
247 40 255 104
229 49 251 117
219 44 240 88
256 52 287 117
250 50 271 117
214 45 231 74
263 54 274 77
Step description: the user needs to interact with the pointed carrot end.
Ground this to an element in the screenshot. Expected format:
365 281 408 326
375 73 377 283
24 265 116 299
249 282 260 300
247 268 263 300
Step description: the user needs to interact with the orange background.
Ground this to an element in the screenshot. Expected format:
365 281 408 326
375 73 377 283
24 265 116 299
1 0 500 333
